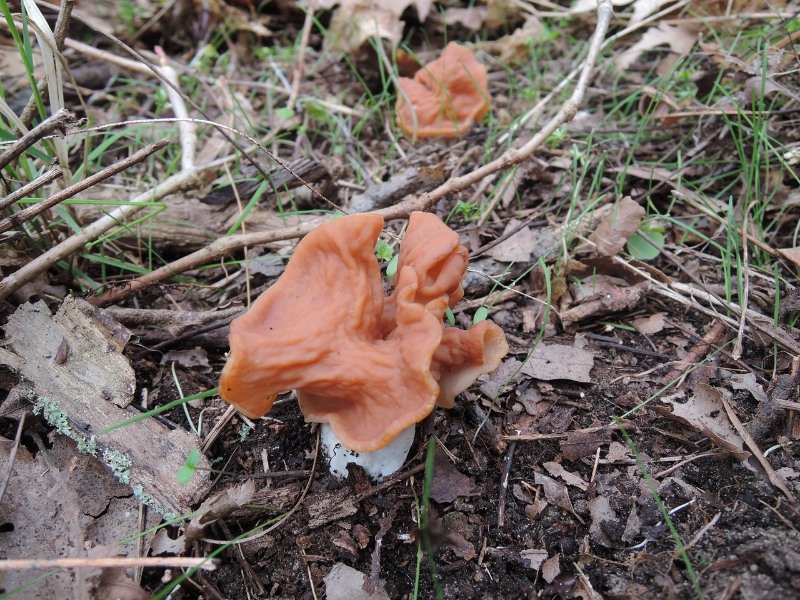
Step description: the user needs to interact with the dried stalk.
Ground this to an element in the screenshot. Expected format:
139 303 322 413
0 108 79 170
0 163 63 211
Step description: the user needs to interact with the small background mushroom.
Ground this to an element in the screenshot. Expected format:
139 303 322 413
395 42 491 140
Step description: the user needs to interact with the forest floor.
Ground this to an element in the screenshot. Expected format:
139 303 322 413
1 0 800 598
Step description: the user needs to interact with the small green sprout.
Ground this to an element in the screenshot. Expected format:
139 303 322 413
445 306 456 326
177 449 202 485
627 220 666 261
473 306 488 324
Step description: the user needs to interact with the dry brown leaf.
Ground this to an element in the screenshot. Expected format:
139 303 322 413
431 447 481 503
778 246 800 269
661 384 750 461
520 548 548 570
561 428 614 461
442 6 486 30
519 343 594 383
534 472 579 519
588 495 623 548
303 0 434 53
616 23 697 70
485 219 540 262
186 480 256 540
632 311 667 335
324 563 390 600
480 16 546 65
542 554 561 583
543 461 590 491
589 196 645 257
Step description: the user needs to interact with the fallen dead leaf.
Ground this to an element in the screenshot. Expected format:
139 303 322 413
730 372 768 403
543 461 590 491
589 196 645 257
519 343 594 383
324 562 390 600
621 500 641 543
588 495 623 548
561 428 615 462
534 472 580 521
430 447 481 503
304 0 433 54
542 554 561 583
660 384 750 461
445 532 477 560
632 311 667 335
485 219 539 263
520 548 548 570
616 23 697 71
186 480 256 540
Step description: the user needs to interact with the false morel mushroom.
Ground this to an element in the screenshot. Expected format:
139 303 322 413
395 42 490 140
219 211 508 454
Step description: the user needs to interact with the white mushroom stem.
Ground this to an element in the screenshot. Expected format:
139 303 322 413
320 423 416 482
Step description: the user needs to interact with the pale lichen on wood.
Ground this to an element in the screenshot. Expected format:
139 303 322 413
5 296 211 518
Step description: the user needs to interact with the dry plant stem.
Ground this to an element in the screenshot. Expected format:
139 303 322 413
719 395 796 503
0 139 168 234
157 55 195 170
0 557 217 571
17 0 73 130
497 441 516 528
732 206 751 360
0 163 62 211
0 108 78 170
90 0 615 307
662 321 727 383
201 431 320 546
47 6 281 193
64 37 154 75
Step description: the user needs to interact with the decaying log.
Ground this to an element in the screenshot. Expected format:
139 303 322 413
4 297 211 518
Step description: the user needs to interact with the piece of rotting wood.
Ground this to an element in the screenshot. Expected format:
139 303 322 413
4 296 211 518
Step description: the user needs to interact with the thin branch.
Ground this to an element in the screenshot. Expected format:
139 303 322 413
0 556 218 572
0 162 63 211
0 139 168 234
0 108 78 170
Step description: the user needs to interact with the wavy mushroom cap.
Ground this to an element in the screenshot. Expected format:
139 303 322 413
219 211 509 451
396 42 490 140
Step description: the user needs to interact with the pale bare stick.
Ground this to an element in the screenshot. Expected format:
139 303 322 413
155 48 195 171
287 7 314 110
0 557 217 572
90 0 615 307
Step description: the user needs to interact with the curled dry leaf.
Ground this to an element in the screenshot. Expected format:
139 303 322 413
301 0 434 54
616 23 697 70
661 383 750 461
589 196 645 257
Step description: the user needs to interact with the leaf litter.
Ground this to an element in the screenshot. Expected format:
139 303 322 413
0 0 799 598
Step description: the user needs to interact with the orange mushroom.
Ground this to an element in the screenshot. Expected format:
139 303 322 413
395 42 490 140
219 211 508 452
